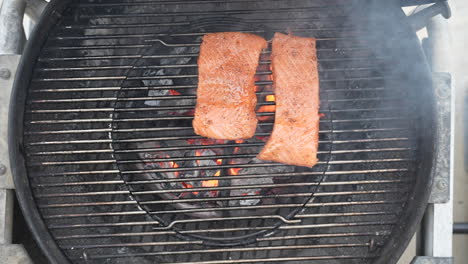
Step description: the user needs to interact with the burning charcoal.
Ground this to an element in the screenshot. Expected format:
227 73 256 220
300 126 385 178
142 44 197 107
228 158 294 207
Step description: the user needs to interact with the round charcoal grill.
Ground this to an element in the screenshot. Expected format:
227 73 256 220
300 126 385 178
10 0 438 263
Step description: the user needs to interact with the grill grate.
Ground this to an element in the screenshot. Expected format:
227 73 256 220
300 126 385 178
22 0 421 263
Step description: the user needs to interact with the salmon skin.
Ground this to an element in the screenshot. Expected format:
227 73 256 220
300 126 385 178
258 33 320 167
193 32 268 140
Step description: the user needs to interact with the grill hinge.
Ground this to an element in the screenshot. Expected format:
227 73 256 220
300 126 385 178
428 72 451 204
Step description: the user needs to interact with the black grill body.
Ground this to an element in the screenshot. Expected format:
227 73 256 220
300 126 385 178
10 0 436 264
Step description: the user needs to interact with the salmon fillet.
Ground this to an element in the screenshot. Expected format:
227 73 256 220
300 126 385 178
258 33 320 167
193 32 268 140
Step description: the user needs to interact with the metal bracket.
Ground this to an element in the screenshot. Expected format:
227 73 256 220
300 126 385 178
428 72 451 203
0 55 20 190
407 1 451 31
0 0 26 55
25 0 47 23
411 256 454 264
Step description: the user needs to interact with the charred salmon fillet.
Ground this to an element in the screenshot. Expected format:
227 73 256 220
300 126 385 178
258 33 320 167
193 32 268 140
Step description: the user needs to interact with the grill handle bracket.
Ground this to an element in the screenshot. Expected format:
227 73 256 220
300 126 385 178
407 1 451 31
428 72 452 204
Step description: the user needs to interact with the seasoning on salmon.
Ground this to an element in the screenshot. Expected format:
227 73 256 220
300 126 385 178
258 33 320 167
193 32 268 140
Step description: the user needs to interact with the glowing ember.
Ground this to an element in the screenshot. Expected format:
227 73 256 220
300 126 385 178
216 159 223 165
319 113 326 118
229 168 242 175
266 95 275 102
202 170 220 188
168 89 181 96
202 180 219 188
182 182 199 195
168 161 179 168
257 94 276 121
233 147 241 154
172 161 180 177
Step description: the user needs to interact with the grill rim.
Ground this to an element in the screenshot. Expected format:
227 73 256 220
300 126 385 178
8 0 436 263
368 1 437 263
10 1 73 263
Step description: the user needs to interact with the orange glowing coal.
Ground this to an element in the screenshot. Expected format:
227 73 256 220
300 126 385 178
258 94 276 121
229 168 242 175
192 151 222 190
266 95 275 102
163 156 181 177
202 169 220 188
233 140 244 154
182 182 199 195
168 89 181 96
202 180 219 188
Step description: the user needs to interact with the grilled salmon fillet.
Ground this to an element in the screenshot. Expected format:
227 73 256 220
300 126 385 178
258 33 320 167
193 32 268 140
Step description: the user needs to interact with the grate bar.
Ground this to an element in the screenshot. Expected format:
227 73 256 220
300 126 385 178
34 65 379 73
37 53 378 62
27 137 411 156
41 200 405 220
36 181 408 198
27 115 404 125
147 200 406 215
27 95 395 105
53 227 391 239
31 158 412 176
34 65 378 74
57 221 395 243
71 1 347 8
70 5 348 17
50 32 360 42
30 74 377 84
28 147 412 165
159 255 375 264
38 190 405 209
31 168 410 186
31 169 410 182
29 86 385 94
25 99 393 113
70 243 370 258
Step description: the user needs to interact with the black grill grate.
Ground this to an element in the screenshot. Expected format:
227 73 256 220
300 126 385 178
22 0 420 263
